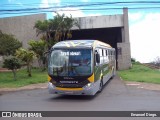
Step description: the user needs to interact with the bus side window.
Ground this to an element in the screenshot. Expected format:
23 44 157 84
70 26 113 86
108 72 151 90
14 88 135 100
99 49 103 64
103 49 107 63
112 50 114 60
106 49 109 63
109 50 111 61
95 50 100 65
106 50 108 56
108 50 110 61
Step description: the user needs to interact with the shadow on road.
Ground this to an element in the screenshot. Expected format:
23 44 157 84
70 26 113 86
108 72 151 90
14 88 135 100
49 94 96 101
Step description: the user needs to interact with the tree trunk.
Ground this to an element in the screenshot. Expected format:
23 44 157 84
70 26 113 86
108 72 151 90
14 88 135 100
63 32 66 41
12 69 17 80
27 63 32 77
42 57 46 71
28 65 32 77
38 58 42 68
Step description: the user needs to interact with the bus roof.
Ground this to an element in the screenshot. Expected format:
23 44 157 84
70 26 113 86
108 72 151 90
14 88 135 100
52 40 112 49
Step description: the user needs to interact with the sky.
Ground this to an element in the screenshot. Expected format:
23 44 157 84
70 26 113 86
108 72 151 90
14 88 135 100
0 0 160 63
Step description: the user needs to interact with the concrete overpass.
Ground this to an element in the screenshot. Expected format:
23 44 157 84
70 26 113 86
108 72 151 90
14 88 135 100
0 8 131 70
70 8 131 70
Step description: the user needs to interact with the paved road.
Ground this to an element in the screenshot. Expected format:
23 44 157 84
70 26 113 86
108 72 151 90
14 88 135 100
0 75 160 120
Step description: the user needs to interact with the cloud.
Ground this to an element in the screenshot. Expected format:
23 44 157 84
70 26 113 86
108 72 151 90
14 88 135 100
17 2 23 6
40 0 49 8
8 0 14 2
129 13 160 63
7 0 23 8
129 12 144 22
81 0 89 2
40 0 60 8
53 7 102 18
54 7 85 18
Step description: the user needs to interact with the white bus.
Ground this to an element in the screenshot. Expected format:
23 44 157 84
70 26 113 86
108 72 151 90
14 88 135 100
48 40 116 95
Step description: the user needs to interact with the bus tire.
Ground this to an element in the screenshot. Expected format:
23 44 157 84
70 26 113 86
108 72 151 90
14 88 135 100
98 79 103 93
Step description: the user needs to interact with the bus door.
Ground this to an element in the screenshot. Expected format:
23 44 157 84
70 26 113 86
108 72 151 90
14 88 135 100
94 49 102 81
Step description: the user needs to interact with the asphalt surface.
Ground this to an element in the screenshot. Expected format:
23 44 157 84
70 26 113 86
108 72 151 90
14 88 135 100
0 75 160 120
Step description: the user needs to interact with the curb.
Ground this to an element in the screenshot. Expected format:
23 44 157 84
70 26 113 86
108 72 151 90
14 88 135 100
0 83 47 94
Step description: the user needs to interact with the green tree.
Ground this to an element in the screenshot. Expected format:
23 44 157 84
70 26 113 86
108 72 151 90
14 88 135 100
3 57 21 80
0 31 22 56
54 14 80 41
34 20 50 40
28 40 47 70
34 20 55 49
34 13 80 48
16 48 36 77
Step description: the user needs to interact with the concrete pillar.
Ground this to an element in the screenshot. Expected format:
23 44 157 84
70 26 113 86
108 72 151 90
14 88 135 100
121 28 125 42
117 43 131 70
117 8 132 70
123 7 130 43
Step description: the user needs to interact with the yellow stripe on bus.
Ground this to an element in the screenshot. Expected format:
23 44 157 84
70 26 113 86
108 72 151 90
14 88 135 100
64 42 70 47
70 41 76 47
56 87 83 91
70 41 82 47
48 75 52 82
100 72 103 79
88 74 94 82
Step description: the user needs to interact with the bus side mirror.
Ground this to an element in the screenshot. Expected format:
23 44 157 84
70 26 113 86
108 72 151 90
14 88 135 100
96 53 100 64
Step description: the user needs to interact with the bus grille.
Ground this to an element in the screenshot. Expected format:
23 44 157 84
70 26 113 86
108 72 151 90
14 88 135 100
54 80 89 88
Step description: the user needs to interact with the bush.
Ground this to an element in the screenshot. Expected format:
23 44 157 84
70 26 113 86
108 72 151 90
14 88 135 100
28 40 47 70
131 58 136 63
0 31 22 56
16 48 36 77
3 57 21 80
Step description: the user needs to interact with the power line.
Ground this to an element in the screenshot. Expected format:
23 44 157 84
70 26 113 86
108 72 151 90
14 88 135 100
1 1 160 8
0 1 160 16
1 1 160 6
0 4 160 12
1 7 160 15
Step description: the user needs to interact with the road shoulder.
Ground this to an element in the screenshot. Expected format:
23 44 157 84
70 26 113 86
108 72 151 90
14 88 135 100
125 81 160 91
0 83 47 94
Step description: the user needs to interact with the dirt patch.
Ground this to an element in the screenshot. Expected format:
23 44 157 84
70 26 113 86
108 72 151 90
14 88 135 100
0 68 12 72
0 83 47 94
125 81 160 91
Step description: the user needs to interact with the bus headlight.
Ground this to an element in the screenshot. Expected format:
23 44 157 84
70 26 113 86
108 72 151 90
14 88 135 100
87 83 92 87
83 83 93 90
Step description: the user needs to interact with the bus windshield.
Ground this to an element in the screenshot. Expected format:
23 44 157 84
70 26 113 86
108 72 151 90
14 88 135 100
48 49 92 76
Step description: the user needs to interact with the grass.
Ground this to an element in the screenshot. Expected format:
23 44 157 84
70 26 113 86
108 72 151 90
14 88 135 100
1 63 160 88
0 68 47 88
118 62 160 84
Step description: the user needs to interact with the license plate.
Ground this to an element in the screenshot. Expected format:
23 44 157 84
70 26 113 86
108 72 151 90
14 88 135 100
65 91 73 94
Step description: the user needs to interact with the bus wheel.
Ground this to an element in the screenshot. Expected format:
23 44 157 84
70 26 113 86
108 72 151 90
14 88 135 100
111 67 115 79
98 80 103 93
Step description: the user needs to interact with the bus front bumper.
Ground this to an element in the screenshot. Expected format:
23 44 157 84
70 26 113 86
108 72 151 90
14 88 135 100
48 82 99 95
